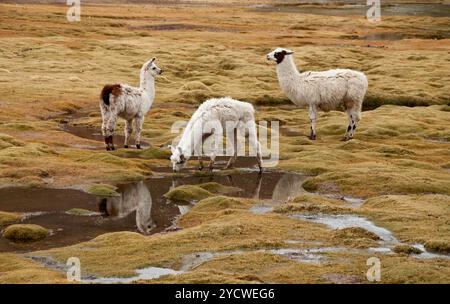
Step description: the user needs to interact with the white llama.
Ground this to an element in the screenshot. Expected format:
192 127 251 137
267 48 368 140
170 97 263 172
100 57 163 150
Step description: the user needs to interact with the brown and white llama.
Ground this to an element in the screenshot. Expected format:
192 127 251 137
100 57 163 150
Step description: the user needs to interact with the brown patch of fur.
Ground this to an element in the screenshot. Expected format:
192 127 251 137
100 84 122 106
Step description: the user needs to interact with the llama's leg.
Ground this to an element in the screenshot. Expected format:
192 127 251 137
225 128 238 170
350 108 361 139
308 105 318 140
252 173 263 199
197 133 212 170
208 153 216 172
256 141 263 174
248 121 263 173
124 119 133 148
208 132 221 172
134 116 145 149
101 118 109 151
104 114 118 151
101 110 112 151
344 108 361 141
198 155 204 171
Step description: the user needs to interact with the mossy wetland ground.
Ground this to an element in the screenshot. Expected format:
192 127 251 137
0 0 449 283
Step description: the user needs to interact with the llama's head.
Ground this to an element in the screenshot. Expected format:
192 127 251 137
169 145 188 172
136 217 157 235
142 57 163 77
267 48 294 64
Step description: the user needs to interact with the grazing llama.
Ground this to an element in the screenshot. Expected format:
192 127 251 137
100 57 163 150
170 97 263 172
267 48 368 140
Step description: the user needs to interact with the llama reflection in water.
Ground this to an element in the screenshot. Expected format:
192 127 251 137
98 181 156 234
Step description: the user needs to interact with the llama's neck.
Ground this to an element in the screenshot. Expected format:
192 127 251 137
276 55 304 103
178 118 203 160
139 71 156 102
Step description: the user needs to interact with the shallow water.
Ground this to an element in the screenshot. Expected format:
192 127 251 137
84 267 181 284
251 3 450 18
291 213 450 259
0 171 306 252
59 123 150 150
291 213 398 243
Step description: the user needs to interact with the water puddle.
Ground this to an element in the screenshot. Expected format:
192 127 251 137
0 171 306 253
84 267 181 284
59 123 149 150
291 213 397 243
411 244 450 260
249 205 273 214
291 213 450 259
320 193 365 208
251 3 450 18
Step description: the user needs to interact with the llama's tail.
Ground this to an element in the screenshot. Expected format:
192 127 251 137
100 84 121 106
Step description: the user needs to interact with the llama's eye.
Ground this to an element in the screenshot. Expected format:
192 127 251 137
152 67 156 70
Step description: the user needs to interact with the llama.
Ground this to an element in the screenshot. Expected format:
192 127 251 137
100 57 163 150
267 48 368 140
169 97 262 172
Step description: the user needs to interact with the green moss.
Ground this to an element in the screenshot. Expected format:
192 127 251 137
2 123 35 131
425 240 450 254
164 185 212 204
332 227 380 249
393 245 423 255
253 95 291 106
301 179 320 192
363 94 430 110
274 202 341 214
274 194 347 214
197 182 242 195
440 105 450 112
0 134 24 150
334 227 380 241
193 196 249 213
2 224 49 241
0 211 22 226
87 184 120 197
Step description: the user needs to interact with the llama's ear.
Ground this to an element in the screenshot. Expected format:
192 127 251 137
150 57 156 63
285 49 294 55
178 146 182 154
